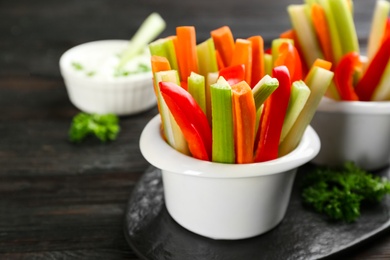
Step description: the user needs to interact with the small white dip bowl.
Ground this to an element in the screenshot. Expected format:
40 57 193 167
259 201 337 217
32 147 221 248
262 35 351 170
59 40 156 116
139 115 320 240
311 97 390 171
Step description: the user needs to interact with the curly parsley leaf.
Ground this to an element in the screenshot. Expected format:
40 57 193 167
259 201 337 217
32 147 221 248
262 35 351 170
301 162 390 222
69 113 120 143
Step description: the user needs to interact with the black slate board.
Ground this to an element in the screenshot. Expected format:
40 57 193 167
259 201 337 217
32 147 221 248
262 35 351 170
124 164 390 260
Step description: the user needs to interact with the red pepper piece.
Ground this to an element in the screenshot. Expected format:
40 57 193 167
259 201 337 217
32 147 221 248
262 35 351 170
218 64 245 86
254 66 291 162
334 52 362 101
159 81 212 161
355 35 390 101
274 41 303 83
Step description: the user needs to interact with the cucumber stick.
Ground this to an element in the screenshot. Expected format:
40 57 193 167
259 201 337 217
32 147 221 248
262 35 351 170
154 70 189 155
279 66 334 156
211 77 235 163
188 72 207 114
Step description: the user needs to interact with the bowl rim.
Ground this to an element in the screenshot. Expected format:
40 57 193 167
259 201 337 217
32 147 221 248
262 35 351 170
317 96 390 114
139 115 321 178
59 39 152 83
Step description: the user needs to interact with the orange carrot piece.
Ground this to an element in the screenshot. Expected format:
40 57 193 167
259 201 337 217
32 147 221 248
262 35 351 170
280 29 308 77
215 50 225 70
311 3 334 63
312 58 332 71
176 26 199 88
247 35 265 88
230 39 253 86
211 26 235 68
231 81 257 164
151 55 171 74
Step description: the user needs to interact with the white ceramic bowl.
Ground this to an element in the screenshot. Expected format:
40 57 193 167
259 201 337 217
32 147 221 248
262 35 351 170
59 40 156 116
139 115 320 240
311 97 390 171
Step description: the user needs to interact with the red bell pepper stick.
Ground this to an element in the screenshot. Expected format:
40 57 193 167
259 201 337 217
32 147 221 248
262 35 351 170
254 66 291 162
355 35 390 101
159 81 212 161
334 52 362 101
218 64 245 86
274 41 303 83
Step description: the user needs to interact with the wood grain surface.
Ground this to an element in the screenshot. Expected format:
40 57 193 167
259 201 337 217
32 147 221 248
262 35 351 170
1 0 389 259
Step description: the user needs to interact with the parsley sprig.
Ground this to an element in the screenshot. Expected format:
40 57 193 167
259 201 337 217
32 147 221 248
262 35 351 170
69 112 120 143
302 162 390 222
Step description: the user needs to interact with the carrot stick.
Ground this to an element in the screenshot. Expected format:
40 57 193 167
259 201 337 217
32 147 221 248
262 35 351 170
151 55 171 74
312 58 332 71
230 39 252 86
248 35 265 88
215 50 225 70
211 26 235 68
311 3 334 63
280 29 308 77
176 26 199 89
231 81 256 164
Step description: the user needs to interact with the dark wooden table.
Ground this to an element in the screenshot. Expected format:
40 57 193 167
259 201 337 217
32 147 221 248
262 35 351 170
1 0 390 259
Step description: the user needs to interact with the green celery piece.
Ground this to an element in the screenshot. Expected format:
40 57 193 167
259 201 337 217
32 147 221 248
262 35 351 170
149 38 179 71
255 104 264 138
264 53 273 77
196 38 219 78
210 77 235 163
367 0 390 63
288 4 324 68
280 80 311 144
251 74 279 110
327 0 359 56
271 38 294 67
188 72 207 114
372 59 390 101
279 66 334 156
154 70 190 155
317 0 343 64
118 13 166 69
205 72 219 124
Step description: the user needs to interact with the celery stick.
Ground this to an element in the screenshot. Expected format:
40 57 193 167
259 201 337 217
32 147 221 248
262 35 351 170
205 72 219 124
154 70 189 155
149 38 179 71
255 104 264 138
328 0 359 55
279 67 334 156
264 53 273 76
118 13 166 69
210 77 235 163
280 80 311 144
288 4 324 67
317 0 343 64
271 38 294 67
188 72 207 114
372 60 390 101
251 74 279 110
366 0 390 63
197 38 219 78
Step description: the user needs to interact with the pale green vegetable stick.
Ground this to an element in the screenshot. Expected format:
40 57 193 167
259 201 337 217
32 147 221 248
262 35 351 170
264 53 273 77
118 13 166 69
210 77 235 163
197 38 219 78
154 70 189 155
251 74 279 110
280 80 311 144
279 67 334 156
188 72 207 114
149 38 179 71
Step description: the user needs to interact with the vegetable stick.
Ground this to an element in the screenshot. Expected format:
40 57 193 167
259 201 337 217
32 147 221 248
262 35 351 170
279 66 334 156
215 50 225 70
366 0 390 63
280 80 311 143
252 74 279 110
312 58 332 71
372 59 390 101
271 38 293 68
247 35 265 88
288 4 324 68
206 72 219 124
273 41 303 83
231 81 257 164
280 29 308 77
160 81 212 161
230 38 253 86
218 64 245 86
211 77 235 163
211 26 235 68
254 66 291 162
197 38 219 78
264 53 273 76
311 3 334 62
311 59 339 100
154 70 189 155
188 72 207 114
176 26 199 88
334 52 361 101
149 37 179 71
150 55 171 74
